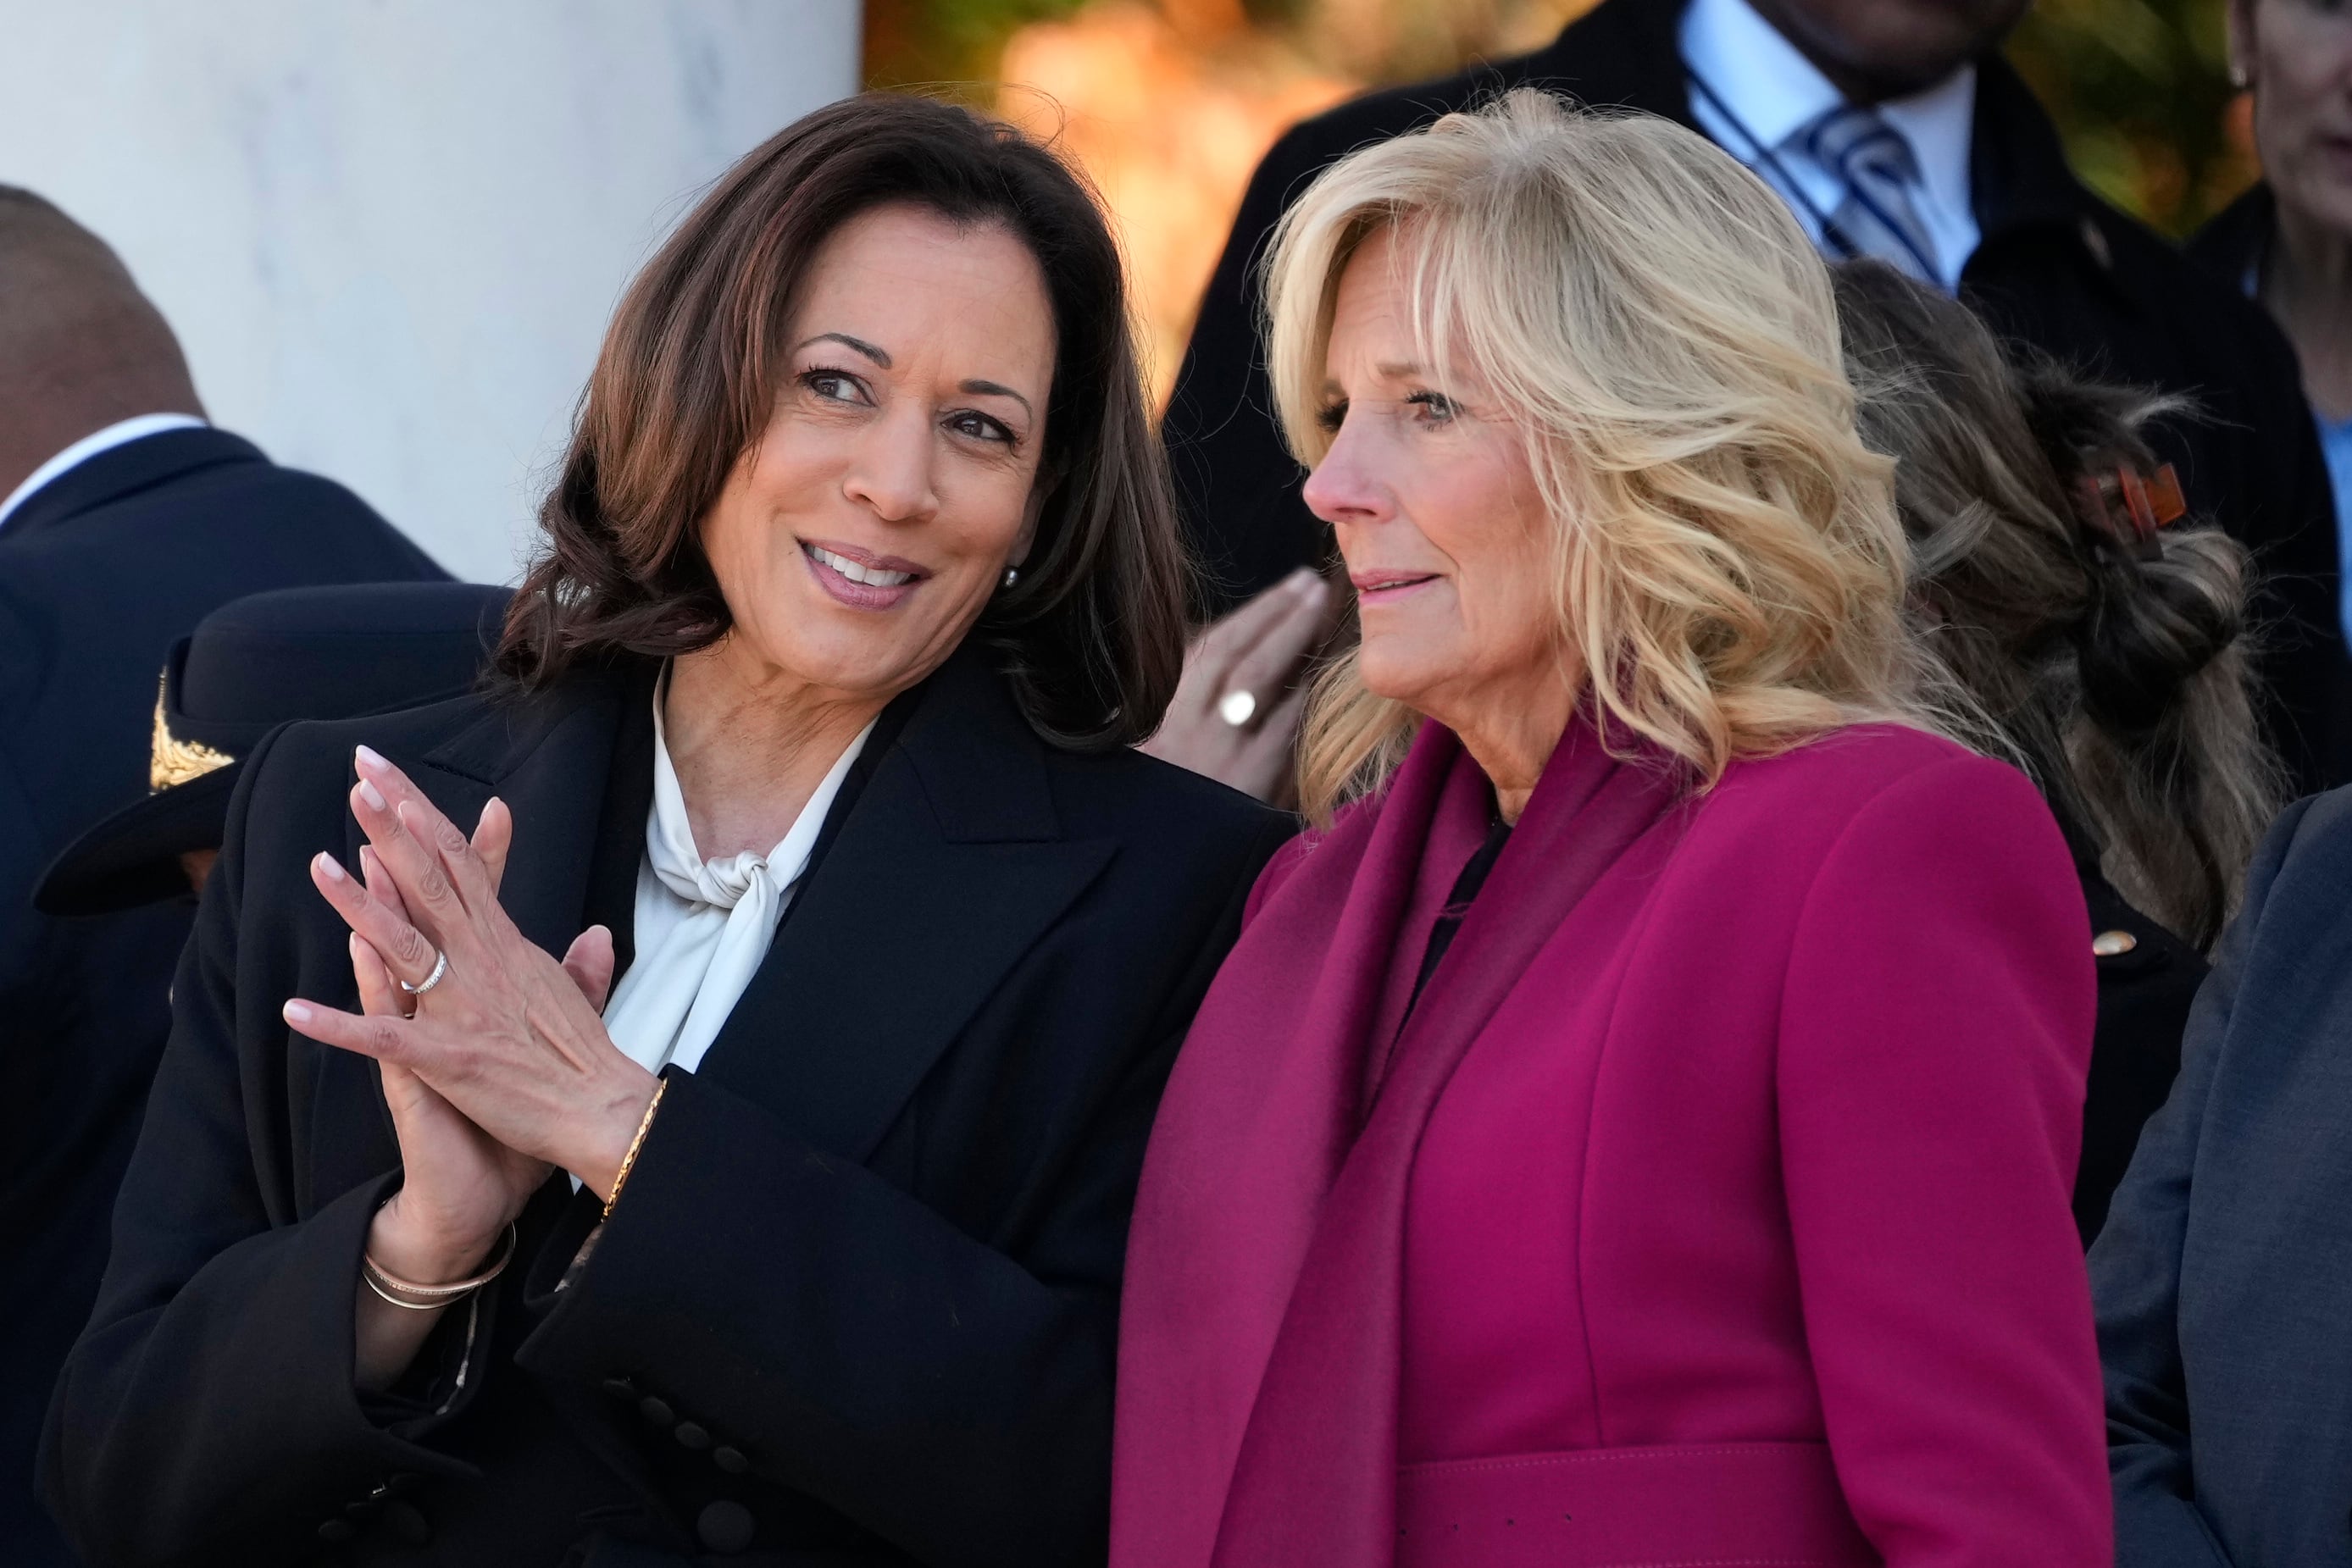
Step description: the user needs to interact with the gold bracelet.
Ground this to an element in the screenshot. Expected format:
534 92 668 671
361 1222 517 1310
604 1076 669 1220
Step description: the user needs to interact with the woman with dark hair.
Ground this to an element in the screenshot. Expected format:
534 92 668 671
42 95 1286 1567
1832 260 2283 1240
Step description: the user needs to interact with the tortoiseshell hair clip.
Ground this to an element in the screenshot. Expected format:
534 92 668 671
2074 463 2186 563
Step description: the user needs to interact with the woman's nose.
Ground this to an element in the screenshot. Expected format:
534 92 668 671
1301 419 1388 526
841 407 939 524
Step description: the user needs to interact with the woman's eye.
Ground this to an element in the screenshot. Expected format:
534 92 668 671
947 411 1016 445
1406 391 1460 424
1315 400 1349 434
800 368 865 404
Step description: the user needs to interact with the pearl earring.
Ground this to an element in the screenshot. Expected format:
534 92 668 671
1002 566 1020 590
2229 60 2250 89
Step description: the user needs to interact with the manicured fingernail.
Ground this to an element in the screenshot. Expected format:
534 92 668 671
283 1000 313 1025
357 778 386 812
314 852 345 882
1283 567 1319 593
354 745 388 774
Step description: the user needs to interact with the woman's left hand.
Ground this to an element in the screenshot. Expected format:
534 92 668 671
286 745 658 1200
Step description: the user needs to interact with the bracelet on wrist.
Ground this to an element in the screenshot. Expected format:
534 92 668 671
604 1076 669 1220
361 1221 518 1311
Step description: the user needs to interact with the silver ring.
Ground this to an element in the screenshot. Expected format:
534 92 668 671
1218 689 1259 729
399 949 450 996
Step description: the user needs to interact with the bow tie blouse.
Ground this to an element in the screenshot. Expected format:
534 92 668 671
599 680 873 1081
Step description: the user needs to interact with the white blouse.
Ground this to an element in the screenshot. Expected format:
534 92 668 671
599 684 874 1079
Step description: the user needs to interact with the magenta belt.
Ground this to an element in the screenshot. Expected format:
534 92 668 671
1395 1441 1880 1567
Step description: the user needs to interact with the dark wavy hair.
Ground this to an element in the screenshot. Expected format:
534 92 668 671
496 93 1187 750
1833 260 2283 949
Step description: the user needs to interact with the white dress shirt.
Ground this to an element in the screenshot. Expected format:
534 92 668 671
598 679 874 1082
1680 0 1980 291
0 413 209 534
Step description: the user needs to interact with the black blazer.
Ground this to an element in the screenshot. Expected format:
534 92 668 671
41 648 1290 1568
0 428 442 1567
1163 0 2349 790
2073 867 2206 1245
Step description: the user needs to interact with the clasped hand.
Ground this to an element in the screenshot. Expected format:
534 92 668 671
285 745 657 1281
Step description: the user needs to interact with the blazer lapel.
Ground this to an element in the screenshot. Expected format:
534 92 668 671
694 651 1114 1164
410 666 649 960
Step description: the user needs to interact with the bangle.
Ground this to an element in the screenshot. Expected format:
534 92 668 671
604 1076 668 1220
362 1222 517 1310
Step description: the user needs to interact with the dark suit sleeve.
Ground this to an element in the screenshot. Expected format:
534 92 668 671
39 726 486 1566
2088 796 2315 1568
513 812 1294 1568
1162 127 1329 614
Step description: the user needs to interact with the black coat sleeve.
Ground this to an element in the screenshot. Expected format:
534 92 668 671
37 726 489 1565
512 812 1293 1568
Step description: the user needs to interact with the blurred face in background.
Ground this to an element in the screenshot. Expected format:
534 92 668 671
2236 0 2352 238
696 202 1054 705
1301 225 1567 734
1750 0 2033 100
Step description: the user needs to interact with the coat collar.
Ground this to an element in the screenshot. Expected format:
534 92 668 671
2188 180 2275 291
0 427 269 539
402 643 1108 1165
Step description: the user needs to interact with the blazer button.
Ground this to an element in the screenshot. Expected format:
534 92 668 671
697 1499 756 1554
317 1518 357 1543
674 1421 711 1449
638 1394 675 1427
380 1498 430 1547
712 1444 749 1475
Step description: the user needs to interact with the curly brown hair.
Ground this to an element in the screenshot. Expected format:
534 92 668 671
496 93 1187 750
1834 259 2283 949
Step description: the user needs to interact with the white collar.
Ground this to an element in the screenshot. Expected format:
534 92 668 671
1680 0 1976 224
0 413 210 534
1681 0 1845 156
645 673 874 905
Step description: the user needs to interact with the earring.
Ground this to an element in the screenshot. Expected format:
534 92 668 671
2229 59 2250 89
1002 566 1020 589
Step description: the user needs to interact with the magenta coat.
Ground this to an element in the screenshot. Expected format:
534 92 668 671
1112 718 2109 1568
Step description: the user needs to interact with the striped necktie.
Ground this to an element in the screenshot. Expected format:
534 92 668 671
1802 103 1940 285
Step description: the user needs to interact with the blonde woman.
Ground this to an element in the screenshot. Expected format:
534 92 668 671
1111 91 2108 1568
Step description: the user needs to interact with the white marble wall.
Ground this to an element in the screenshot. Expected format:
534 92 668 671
0 1 861 583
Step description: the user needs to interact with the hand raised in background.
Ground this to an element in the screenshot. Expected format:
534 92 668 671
1140 567 1337 808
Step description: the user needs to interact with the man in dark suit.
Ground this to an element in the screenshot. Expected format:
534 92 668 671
1159 0 2349 794
2092 782 2352 1563
0 186 446 1565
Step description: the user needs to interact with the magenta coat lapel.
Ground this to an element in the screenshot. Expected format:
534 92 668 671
1113 718 1682 1568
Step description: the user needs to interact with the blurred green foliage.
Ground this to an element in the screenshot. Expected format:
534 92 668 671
864 0 1090 93
2009 0 2255 235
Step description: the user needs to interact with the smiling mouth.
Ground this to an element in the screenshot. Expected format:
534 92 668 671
805 543 918 588
1357 574 1439 596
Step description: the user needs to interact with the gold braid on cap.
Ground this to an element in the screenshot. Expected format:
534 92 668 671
150 675 235 792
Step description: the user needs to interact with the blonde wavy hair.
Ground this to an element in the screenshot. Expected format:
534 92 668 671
1267 90 1956 822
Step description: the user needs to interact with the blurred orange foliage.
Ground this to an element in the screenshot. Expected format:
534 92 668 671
869 0 2251 408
